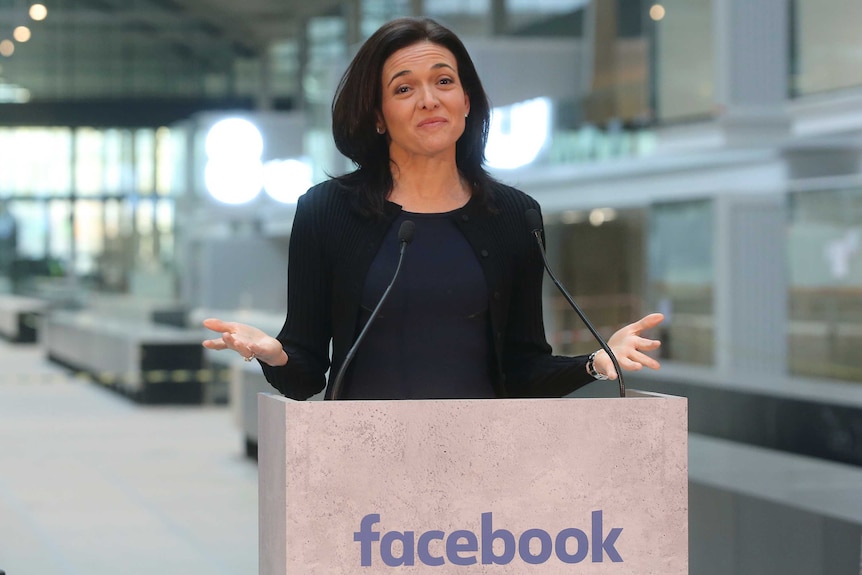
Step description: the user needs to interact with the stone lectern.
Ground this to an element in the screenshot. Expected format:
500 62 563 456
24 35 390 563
258 391 687 574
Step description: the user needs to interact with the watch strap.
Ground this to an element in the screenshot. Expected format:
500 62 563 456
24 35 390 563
587 350 609 380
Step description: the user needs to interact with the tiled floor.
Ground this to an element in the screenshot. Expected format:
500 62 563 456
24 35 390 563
0 340 258 575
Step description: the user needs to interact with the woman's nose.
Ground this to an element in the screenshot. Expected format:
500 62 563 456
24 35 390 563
417 85 440 109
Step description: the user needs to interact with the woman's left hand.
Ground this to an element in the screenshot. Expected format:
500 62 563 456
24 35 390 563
592 313 664 380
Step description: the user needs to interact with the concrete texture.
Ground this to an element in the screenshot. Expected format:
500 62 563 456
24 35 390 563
260 393 688 574
0 340 257 575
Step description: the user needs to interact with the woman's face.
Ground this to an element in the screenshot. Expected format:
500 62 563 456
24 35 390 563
378 41 471 163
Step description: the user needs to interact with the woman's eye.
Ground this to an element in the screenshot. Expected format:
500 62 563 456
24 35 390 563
396 86 410 94
440 78 453 85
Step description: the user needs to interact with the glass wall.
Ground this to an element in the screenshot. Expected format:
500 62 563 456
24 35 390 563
0 127 175 297
653 0 714 121
545 207 647 356
788 188 862 382
792 0 862 96
647 200 714 365
508 0 712 168
321 0 714 173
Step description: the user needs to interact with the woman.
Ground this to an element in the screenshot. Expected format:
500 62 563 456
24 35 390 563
202 17 662 400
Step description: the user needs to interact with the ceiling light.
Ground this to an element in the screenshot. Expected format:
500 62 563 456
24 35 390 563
263 158 313 204
649 4 666 21
205 117 264 161
560 210 583 225
205 159 263 205
0 41 14 58
30 4 48 21
204 117 265 204
13 27 31 43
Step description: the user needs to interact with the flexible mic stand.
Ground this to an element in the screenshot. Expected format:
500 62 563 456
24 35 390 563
525 209 626 398
329 220 415 400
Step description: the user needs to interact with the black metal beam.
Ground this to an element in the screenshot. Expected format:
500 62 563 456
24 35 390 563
0 96 295 128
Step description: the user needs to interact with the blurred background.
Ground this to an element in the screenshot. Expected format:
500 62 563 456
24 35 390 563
0 0 861 573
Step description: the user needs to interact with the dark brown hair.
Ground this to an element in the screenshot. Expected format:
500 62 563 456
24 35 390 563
332 17 495 216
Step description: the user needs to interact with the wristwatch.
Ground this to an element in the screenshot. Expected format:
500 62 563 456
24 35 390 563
587 351 609 380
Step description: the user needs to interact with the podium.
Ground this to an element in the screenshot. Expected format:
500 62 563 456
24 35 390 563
259 391 687 574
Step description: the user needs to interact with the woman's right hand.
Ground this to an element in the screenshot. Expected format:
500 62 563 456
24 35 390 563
201 318 288 366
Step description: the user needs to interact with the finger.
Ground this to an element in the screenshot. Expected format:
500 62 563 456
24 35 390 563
628 313 664 334
202 338 227 350
609 349 644 371
607 338 657 362
202 317 233 333
621 313 664 335
610 314 664 342
634 336 661 351
626 350 661 370
222 332 243 349
619 357 644 372
222 332 255 357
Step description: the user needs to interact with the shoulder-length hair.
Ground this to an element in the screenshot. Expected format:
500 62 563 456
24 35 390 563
332 17 495 217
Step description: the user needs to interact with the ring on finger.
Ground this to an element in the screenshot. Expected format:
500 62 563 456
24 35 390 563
243 352 255 362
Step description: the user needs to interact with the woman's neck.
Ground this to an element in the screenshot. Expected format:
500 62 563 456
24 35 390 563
388 159 470 214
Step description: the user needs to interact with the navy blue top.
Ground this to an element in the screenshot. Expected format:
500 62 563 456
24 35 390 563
343 210 496 399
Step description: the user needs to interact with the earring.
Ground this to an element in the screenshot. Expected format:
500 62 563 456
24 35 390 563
376 126 384 134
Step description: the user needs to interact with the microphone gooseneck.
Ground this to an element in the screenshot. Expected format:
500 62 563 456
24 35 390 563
525 208 626 398
329 220 415 400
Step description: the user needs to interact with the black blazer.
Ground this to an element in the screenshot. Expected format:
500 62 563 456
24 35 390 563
260 179 594 399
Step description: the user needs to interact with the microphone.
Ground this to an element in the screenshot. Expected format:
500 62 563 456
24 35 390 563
328 220 415 400
525 208 626 398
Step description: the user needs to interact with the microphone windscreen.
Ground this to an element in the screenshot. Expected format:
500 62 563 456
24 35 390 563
398 220 415 244
525 208 542 234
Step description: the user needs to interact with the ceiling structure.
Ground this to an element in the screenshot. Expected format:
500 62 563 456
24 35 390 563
0 0 353 123
0 0 585 125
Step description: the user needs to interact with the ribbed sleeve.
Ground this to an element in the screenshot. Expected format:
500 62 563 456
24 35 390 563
465 184 594 398
260 189 332 399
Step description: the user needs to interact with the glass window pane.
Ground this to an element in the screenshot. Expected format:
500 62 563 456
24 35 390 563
0 201 22 275
75 128 105 196
136 129 156 194
103 129 123 193
6 200 45 261
654 0 714 121
156 199 175 263
49 200 72 262
0 125 178 296
424 0 490 17
361 0 411 37
74 200 103 275
155 199 174 235
793 0 862 95
0 130 15 197
0 128 71 196
546 208 648 356
648 200 714 365
508 0 587 12
104 199 120 240
155 127 174 196
136 200 155 264
101 129 135 195
788 188 862 381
